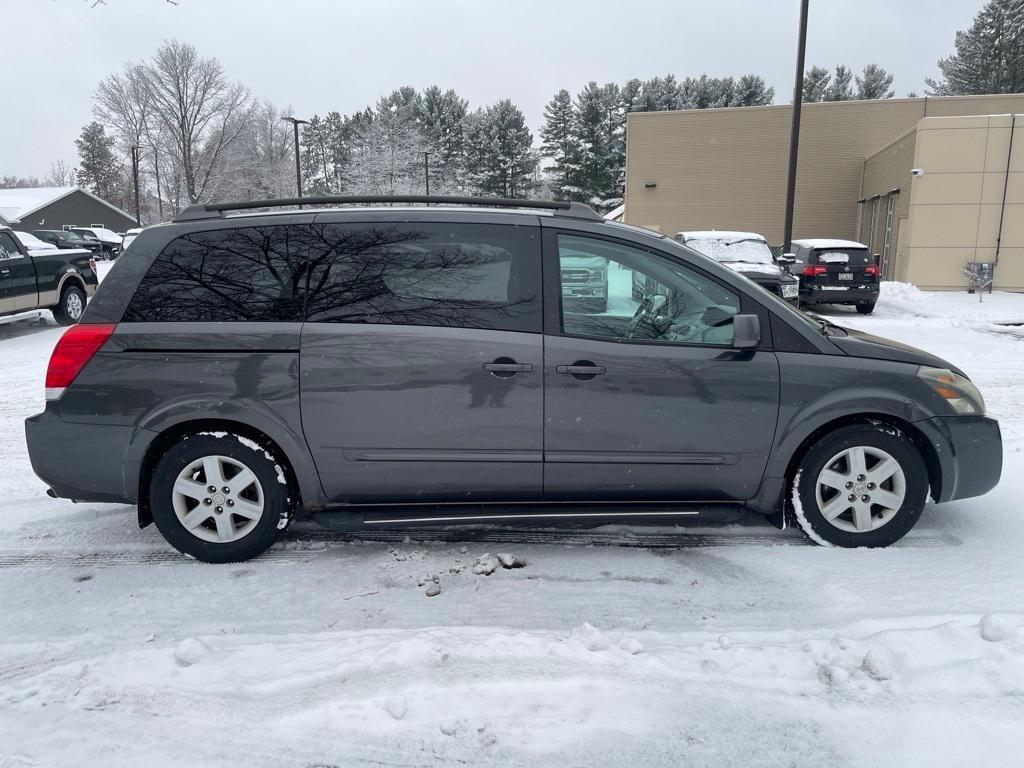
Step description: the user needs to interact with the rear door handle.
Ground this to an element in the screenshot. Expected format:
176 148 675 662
556 361 606 380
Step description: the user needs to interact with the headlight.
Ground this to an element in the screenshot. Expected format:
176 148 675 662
918 366 986 415
782 282 799 298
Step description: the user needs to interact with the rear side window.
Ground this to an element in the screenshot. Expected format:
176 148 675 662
303 223 541 332
123 226 306 322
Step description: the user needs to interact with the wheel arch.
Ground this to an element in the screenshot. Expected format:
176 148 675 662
135 418 310 529
780 413 942 522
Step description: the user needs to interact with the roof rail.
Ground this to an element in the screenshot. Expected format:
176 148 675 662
173 195 603 223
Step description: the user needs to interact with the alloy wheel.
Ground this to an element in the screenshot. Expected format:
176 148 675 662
814 445 906 533
171 454 265 543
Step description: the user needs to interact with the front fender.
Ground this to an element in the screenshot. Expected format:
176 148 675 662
763 352 942 480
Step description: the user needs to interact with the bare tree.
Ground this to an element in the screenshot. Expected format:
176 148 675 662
96 41 252 206
44 161 76 186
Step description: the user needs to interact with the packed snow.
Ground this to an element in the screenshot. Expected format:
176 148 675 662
1 278 1023 767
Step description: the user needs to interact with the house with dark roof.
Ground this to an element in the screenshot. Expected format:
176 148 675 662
0 186 136 233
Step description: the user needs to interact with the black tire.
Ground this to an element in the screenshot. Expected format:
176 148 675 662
149 433 294 563
856 302 876 315
52 284 86 326
792 423 928 548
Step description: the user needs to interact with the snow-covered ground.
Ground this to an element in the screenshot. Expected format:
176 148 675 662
1 280 1023 767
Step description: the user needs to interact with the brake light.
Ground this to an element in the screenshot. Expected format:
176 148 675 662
802 265 827 277
45 323 116 400
864 264 880 276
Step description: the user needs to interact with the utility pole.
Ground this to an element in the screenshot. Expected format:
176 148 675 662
281 116 309 199
152 146 163 221
424 152 431 196
783 0 810 253
130 145 142 226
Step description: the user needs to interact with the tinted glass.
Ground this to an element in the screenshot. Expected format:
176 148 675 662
304 222 541 332
123 225 306 322
811 248 871 266
558 235 739 346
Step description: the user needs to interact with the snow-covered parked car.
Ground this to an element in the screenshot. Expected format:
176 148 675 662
13 231 60 252
120 227 143 253
671 231 800 305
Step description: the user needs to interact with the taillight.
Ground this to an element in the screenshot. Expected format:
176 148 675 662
864 264 880 277
802 265 827 277
45 323 116 400
89 258 97 273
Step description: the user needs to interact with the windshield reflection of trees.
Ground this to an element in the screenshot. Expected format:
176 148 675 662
127 223 536 328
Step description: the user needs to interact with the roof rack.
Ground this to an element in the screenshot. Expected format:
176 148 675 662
173 195 603 223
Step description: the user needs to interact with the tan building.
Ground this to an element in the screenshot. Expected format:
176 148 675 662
623 94 1024 290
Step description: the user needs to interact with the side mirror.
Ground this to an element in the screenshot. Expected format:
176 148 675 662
732 314 761 349
776 253 796 265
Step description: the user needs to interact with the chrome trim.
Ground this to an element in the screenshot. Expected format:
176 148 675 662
364 510 701 525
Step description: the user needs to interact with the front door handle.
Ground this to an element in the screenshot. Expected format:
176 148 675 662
556 361 606 380
482 358 534 378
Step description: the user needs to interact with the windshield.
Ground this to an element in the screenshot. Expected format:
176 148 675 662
686 237 774 265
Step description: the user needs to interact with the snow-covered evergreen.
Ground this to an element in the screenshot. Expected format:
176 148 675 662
927 0 1024 95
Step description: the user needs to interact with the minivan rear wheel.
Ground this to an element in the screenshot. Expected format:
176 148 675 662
149 433 293 562
792 424 927 548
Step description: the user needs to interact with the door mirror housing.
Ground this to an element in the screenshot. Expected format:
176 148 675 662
732 314 761 349
776 252 796 265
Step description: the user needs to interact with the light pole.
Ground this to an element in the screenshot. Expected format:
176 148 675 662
424 152 431 196
281 116 309 198
783 0 810 253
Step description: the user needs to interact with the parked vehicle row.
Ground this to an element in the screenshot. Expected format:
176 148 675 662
25 197 1001 564
0 225 98 324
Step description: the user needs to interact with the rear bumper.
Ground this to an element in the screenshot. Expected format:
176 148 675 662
25 408 136 503
802 284 878 304
916 415 1002 502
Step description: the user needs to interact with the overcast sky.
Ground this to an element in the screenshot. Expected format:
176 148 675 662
2 0 979 179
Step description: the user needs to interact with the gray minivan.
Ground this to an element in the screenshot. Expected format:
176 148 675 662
25 197 1002 562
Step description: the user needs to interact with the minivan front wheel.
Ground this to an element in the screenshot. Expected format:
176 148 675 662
792 424 928 547
150 434 293 562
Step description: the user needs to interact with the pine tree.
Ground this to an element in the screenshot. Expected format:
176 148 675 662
620 78 646 114
824 65 854 101
75 121 125 204
734 75 775 106
856 64 895 99
540 89 578 199
463 100 537 198
927 0 1024 95
640 75 683 111
567 82 624 209
421 86 468 191
803 66 831 102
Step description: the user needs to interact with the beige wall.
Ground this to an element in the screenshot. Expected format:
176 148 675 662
903 114 1024 290
624 94 1024 251
861 127 916 278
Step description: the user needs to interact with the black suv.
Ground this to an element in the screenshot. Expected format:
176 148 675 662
791 239 880 314
25 197 1001 562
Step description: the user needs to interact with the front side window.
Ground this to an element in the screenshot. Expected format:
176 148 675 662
304 223 541 332
0 232 23 260
557 235 739 346
123 226 306 322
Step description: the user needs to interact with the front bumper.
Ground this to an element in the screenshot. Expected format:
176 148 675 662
915 415 1002 502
